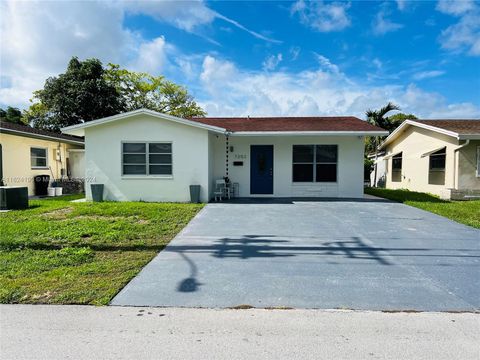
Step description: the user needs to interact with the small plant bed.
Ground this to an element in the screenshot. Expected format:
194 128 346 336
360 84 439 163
365 188 480 229
0 196 203 305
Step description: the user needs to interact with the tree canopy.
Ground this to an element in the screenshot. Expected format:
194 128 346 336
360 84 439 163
364 103 416 155
25 57 123 132
105 64 205 118
24 57 206 132
0 106 26 125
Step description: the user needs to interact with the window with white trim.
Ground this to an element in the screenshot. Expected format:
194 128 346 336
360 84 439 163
122 142 172 176
391 152 402 182
292 145 337 182
31 147 48 168
428 147 446 185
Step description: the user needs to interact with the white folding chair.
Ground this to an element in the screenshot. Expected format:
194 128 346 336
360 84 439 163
214 179 226 202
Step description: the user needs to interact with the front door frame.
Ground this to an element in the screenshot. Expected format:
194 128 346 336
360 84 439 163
250 144 274 195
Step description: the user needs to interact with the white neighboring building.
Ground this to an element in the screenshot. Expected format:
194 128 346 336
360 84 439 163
62 109 387 202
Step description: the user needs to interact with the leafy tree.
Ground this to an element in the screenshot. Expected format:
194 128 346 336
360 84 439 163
386 113 417 132
105 64 205 118
365 102 401 155
0 106 26 125
365 102 401 187
25 57 124 132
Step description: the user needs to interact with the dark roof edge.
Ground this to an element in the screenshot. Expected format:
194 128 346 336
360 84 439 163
0 121 84 145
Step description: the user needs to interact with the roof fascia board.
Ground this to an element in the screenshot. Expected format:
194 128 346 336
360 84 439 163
61 109 226 135
379 120 460 150
231 130 388 136
458 134 480 140
0 128 84 145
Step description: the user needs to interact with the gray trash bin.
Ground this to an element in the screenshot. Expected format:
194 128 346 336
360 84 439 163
189 185 201 203
91 184 104 202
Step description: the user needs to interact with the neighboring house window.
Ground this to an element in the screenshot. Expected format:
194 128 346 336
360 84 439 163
391 152 402 182
292 145 337 182
122 142 172 176
428 147 446 185
31 147 48 168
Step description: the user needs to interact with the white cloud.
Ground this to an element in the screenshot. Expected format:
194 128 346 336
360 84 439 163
396 0 407 11
313 53 341 75
262 54 283 71
412 70 445 80
122 0 280 43
372 9 404 35
0 0 279 109
436 1 480 56
0 0 138 108
130 36 170 74
122 0 216 32
436 0 475 15
195 55 480 118
290 46 301 61
291 0 351 32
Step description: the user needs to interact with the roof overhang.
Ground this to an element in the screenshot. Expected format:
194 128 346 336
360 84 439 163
379 120 465 150
61 109 388 137
230 130 388 137
0 127 84 145
383 151 402 160
61 109 227 136
421 146 446 158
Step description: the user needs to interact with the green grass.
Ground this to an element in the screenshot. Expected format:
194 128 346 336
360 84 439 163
0 196 203 305
365 188 480 229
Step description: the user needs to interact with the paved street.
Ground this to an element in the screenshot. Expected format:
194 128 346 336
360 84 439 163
1 305 479 360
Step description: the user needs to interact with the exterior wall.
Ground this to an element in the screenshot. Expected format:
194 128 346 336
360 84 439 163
0 132 82 195
210 134 365 198
384 126 459 197
84 114 210 202
457 140 480 191
370 156 386 187
68 150 85 179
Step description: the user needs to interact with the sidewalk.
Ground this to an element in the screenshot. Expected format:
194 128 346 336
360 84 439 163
1 305 478 360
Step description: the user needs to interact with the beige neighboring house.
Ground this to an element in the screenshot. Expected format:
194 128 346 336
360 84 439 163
0 121 84 195
378 119 480 200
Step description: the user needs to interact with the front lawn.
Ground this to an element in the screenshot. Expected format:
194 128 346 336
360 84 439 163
0 196 203 305
365 188 480 229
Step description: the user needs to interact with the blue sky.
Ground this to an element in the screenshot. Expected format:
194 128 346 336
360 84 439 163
1 0 479 118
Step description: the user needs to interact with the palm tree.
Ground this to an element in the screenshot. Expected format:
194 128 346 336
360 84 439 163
366 102 400 187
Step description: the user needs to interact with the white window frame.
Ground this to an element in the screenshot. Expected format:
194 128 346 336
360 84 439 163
292 145 338 183
121 141 173 177
30 147 48 169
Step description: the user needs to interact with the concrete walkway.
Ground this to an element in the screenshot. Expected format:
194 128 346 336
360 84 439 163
1 305 479 360
112 199 480 310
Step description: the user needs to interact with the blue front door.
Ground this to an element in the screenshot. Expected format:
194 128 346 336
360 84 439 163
250 145 273 195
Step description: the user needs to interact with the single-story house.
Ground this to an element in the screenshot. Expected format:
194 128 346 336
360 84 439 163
62 109 387 202
377 119 480 200
0 121 85 195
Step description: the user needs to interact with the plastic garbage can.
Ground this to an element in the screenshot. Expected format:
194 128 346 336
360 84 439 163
34 175 50 196
91 184 104 202
189 185 201 203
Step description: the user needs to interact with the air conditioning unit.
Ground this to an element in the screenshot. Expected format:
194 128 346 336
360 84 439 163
0 186 29 210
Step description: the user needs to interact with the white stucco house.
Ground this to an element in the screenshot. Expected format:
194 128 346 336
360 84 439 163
62 109 387 202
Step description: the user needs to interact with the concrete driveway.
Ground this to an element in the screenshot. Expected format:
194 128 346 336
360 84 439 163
111 198 480 311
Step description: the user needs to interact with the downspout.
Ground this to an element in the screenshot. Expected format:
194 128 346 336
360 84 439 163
224 131 232 181
453 139 470 190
